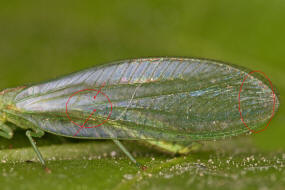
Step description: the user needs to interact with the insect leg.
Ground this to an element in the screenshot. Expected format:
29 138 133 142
112 139 142 167
0 122 13 139
26 129 46 166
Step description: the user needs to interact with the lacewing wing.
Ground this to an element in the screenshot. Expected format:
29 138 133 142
1 58 280 141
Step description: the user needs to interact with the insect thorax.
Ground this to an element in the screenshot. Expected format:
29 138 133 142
0 87 26 123
0 92 5 122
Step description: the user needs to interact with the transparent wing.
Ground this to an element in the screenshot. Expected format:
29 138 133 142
14 58 280 141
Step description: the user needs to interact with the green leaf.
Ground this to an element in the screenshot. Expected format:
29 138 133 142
0 132 284 190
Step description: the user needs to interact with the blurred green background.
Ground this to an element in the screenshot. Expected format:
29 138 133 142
1 0 284 149
0 0 284 189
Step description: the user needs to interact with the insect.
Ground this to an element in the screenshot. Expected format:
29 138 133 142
0 57 280 168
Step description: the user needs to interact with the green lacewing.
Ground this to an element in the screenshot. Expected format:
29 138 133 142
0 57 280 167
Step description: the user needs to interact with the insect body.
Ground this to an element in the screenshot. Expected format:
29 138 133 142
0 57 280 167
